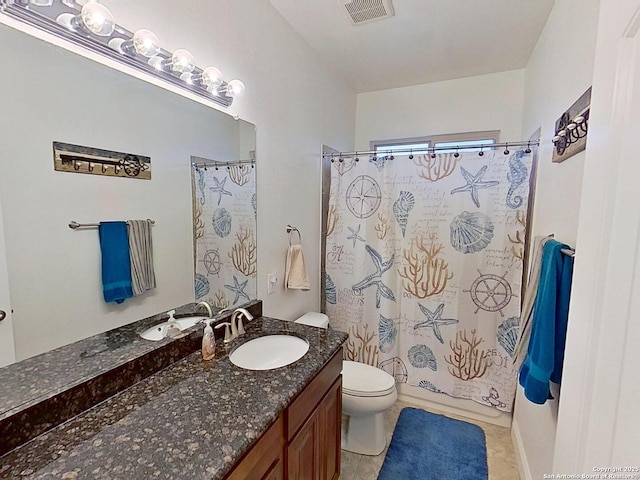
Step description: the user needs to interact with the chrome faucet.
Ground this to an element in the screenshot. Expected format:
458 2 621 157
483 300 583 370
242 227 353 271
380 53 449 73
196 301 214 318
163 310 181 338
215 322 233 343
231 308 253 339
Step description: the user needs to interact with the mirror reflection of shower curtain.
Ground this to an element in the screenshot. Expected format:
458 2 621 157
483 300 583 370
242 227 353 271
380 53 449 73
192 164 257 310
325 150 533 412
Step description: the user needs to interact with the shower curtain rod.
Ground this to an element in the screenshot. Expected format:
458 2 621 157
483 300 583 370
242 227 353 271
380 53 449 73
191 159 255 169
325 140 539 158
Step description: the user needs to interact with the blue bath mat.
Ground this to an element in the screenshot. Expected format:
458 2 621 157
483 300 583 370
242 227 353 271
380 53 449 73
377 407 488 480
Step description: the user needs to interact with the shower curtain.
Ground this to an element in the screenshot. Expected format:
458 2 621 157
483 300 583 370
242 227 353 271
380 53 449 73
325 149 533 412
192 164 257 310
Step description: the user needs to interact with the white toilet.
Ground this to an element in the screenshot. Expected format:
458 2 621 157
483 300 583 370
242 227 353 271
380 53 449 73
295 313 398 456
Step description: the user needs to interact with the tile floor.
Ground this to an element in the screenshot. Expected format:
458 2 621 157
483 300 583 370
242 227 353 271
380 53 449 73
340 399 520 480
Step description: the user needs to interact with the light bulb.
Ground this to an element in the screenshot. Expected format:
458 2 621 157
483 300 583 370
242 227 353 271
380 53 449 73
170 49 194 73
226 79 245 98
201 66 222 91
80 2 115 37
132 29 160 57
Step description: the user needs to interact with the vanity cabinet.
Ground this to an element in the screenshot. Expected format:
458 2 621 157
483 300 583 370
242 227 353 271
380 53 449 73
224 348 342 480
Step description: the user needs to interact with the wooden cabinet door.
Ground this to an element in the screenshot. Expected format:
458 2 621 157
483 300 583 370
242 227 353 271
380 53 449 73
287 407 321 480
319 378 342 480
287 377 342 480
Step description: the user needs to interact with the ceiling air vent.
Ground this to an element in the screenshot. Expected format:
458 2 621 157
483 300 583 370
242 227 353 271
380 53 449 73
340 0 395 26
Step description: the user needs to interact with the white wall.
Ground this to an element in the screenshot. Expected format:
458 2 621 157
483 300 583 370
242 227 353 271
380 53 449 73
0 0 355 360
355 69 526 150
554 0 640 471
512 1 600 479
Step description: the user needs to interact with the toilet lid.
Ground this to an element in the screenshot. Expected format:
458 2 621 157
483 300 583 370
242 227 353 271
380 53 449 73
342 360 396 397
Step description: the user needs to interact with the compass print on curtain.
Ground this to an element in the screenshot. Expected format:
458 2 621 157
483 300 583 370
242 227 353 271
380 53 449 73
346 175 382 219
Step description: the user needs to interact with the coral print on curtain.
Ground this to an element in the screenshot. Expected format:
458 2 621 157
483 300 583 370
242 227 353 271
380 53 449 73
193 164 257 310
325 149 533 412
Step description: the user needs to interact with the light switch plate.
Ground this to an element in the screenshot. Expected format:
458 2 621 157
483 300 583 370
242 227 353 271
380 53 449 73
267 272 277 295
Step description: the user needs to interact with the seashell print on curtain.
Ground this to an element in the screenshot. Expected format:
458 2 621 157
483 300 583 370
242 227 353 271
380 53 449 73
325 149 533 412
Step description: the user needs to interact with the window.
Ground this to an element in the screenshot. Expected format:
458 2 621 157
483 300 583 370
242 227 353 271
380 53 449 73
371 130 499 156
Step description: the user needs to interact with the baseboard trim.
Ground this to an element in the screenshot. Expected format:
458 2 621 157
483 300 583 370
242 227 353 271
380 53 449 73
397 393 512 427
511 419 531 480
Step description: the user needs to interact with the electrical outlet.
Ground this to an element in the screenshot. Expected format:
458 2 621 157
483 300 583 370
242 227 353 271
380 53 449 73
267 272 277 295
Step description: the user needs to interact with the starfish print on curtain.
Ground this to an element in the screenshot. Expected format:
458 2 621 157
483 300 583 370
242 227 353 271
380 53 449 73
450 165 499 208
352 245 396 308
414 303 459 344
225 275 250 305
210 176 232 205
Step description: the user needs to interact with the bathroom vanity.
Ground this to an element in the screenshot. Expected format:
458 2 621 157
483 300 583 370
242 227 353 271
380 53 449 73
0 302 347 479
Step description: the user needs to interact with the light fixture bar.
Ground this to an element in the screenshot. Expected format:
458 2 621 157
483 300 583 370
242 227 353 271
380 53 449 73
0 0 241 108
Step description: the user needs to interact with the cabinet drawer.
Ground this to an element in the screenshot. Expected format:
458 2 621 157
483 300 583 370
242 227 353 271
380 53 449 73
286 348 342 440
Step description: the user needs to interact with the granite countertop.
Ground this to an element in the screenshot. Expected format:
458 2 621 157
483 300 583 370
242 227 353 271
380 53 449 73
0 303 207 421
0 317 348 480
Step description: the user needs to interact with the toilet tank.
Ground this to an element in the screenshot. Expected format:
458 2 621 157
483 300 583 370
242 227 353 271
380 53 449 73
294 312 329 329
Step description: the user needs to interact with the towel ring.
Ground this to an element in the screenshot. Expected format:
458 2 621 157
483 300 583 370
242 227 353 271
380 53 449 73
287 225 302 246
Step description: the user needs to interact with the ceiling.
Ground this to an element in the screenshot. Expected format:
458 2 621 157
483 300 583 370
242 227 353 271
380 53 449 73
270 0 555 93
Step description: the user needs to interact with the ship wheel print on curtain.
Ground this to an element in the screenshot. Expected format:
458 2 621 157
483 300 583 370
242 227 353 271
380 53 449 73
464 270 517 317
346 175 382 219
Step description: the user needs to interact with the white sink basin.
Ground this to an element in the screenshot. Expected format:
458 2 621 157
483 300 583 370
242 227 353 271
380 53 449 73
229 335 309 370
140 316 207 341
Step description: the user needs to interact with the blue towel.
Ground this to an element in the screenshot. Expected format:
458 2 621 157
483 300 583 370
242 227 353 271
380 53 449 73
519 239 574 404
99 222 133 304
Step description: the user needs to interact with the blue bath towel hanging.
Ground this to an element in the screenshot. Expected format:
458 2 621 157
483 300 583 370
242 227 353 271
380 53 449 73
99 221 133 304
519 239 574 404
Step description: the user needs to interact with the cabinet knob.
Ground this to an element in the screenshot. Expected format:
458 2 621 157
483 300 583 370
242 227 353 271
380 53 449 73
0 310 6 321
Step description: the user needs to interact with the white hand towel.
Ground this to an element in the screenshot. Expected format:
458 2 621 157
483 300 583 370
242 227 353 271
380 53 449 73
285 244 310 290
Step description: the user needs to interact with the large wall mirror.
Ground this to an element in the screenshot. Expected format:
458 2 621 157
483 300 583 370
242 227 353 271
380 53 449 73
0 22 257 367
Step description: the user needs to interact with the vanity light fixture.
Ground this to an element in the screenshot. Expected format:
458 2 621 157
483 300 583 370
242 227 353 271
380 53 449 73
0 0 245 108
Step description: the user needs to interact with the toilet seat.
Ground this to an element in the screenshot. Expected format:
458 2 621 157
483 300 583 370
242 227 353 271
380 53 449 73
342 360 396 397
